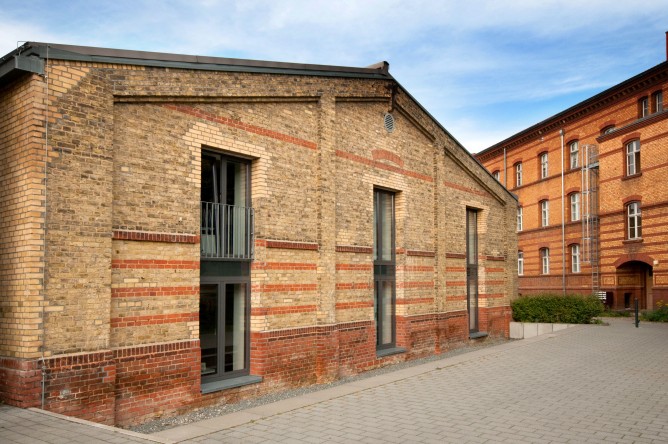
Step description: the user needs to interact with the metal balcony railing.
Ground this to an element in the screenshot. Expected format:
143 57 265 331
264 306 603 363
201 202 254 260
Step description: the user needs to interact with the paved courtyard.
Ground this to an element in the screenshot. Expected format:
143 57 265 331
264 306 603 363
2 318 667 443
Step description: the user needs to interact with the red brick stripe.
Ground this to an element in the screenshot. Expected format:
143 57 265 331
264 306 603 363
398 265 435 272
443 180 487 197
252 262 318 270
335 245 373 253
397 297 434 305
446 253 466 259
445 267 466 272
251 305 317 316
251 283 318 293
336 263 373 271
336 301 374 309
486 255 506 261
111 286 199 298
163 104 317 150
336 282 373 290
112 230 199 244
259 240 319 251
112 260 200 269
406 250 436 257
111 312 198 328
371 149 404 167
335 150 433 182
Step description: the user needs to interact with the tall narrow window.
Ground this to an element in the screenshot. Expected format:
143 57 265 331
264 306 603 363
570 141 579 169
571 244 581 273
374 189 395 350
517 251 524 276
540 152 549 179
570 193 580 222
540 248 550 275
200 151 252 383
466 209 479 334
653 90 663 113
540 200 549 227
626 140 640 176
492 170 500 181
517 206 523 232
639 97 649 118
515 162 522 187
627 202 642 240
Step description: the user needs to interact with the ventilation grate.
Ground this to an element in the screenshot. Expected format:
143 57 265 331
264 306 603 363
384 113 395 133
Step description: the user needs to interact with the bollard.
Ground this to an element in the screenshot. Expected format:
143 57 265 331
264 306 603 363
634 298 639 328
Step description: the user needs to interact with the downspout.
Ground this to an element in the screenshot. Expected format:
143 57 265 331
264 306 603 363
40 44 50 410
560 129 566 295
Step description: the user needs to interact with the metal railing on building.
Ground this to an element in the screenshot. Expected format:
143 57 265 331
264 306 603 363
200 202 254 260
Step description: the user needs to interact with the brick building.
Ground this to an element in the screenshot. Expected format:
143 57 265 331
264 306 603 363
476 37 668 311
0 43 517 425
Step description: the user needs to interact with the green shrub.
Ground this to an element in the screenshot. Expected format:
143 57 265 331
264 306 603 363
511 293 604 324
599 309 631 318
640 301 668 322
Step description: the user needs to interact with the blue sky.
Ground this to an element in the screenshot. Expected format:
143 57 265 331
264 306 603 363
1 1 667 152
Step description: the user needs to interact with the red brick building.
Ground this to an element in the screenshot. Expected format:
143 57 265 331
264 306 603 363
0 43 517 425
477 37 668 310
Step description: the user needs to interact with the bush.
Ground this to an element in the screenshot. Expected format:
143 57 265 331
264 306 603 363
511 293 604 324
640 301 668 322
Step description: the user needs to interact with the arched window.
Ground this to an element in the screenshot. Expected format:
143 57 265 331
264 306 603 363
569 141 579 169
570 244 581 273
540 248 550 275
652 90 663 113
570 192 580 222
639 96 649 118
627 202 642 240
540 200 549 227
539 152 549 179
626 140 640 176
492 170 500 181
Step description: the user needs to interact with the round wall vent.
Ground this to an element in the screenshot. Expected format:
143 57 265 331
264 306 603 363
384 113 395 133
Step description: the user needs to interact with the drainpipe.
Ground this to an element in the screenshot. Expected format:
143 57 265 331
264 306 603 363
560 129 566 295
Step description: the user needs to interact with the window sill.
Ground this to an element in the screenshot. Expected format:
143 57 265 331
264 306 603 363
622 238 643 244
470 332 488 339
376 347 406 358
622 173 642 181
201 375 262 394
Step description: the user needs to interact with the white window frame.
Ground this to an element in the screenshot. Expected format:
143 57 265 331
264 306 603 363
540 152 548 179
627 202 642 240
492 170 500 181
654 91 663 113
626 140 640 176
570 193 580 222
571 244 580 273
541 248 550 275
517 206 523 232
570 141 579 169
515 163 522 187
640 97 649 118
541 200 549 227
517 251 524 276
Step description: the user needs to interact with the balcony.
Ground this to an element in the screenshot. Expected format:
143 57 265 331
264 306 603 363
201 201 254 260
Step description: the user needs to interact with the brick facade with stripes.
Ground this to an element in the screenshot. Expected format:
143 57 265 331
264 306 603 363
0 44 517 426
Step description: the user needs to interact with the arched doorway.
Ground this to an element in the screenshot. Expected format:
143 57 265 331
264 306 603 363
613 260 653 310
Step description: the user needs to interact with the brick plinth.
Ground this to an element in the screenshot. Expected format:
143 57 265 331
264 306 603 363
0 358 42 408
42 351 116 425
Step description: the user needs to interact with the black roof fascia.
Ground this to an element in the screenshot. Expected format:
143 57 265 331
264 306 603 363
477 60 668 158
0 42 391 80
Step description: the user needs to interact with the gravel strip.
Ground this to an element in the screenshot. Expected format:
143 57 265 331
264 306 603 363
130 337 509 434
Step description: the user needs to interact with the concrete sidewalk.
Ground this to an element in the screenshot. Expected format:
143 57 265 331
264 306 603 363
2 318 666 443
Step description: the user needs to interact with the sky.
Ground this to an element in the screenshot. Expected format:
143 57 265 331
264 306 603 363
1 1 667 153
